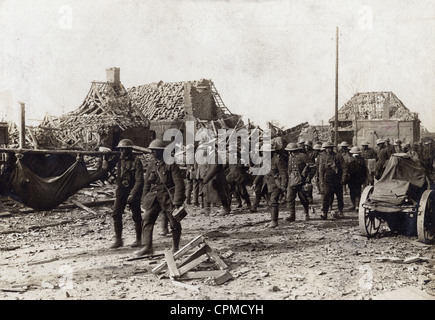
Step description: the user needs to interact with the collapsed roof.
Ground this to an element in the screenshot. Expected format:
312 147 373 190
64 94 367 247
330 92 419 122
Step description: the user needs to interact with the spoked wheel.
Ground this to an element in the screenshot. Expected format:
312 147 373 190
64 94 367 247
359 186 381 237
417 190 435 244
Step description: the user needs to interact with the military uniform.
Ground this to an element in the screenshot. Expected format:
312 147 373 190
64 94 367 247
318 146 347 219
286 144 310 221
226 160 252 210
185 163 199 206
375 143 391 180
140 159 186 253
422 142 435 176
201 160 232 216
347 149 367 211
360 145 377 186
263 152 288 227
111 147 144 248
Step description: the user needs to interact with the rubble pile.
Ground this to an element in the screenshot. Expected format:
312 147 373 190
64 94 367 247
128 81 186 121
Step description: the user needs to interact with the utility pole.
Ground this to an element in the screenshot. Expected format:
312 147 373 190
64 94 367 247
334 26 339 148
19 101 25 149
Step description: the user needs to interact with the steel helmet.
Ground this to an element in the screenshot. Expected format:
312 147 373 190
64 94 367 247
361 141 370 146
395 139 402 145
116 139 135 149
313 143 322 151
340 141 350 147
376 139 385 145
305 140 313 147
148 139 166 150
322 141 334 149
285 142 300 151
260 143 276 152
350 146 361 154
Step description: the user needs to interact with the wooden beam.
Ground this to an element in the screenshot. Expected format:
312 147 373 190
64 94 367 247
71 200 98 215
19 102 25 148
179 270 227 280
176 243 207 269
205 244 228 270
177 254 209 276
164 249 180 278
0 148 120 156
152 235 205 274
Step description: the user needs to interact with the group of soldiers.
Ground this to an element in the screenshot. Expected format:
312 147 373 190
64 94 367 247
108 136 435 256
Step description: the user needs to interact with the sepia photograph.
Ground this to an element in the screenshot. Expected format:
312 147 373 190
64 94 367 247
0 0 435 306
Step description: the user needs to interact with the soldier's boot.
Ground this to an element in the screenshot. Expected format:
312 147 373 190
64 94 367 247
268 206 279 228
158 214 170 236
185 192 192 205
285 203 296 222
355 197 360 213
172 228 182 253
244 196 252 211
110 219 123 249
130 222 142 248
304 204 310 221
135 245 154 256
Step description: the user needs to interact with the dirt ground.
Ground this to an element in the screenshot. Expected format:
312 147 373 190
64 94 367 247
1 183 435 301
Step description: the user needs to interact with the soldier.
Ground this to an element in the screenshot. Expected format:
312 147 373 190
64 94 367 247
285 142 310 221
251 144 269 212
312 142 322 194
422 140 434 176
393 139 403 154
338 141 351 195
184 144 199 207
360 141 377 187
136 139 186 256
110 139 144 249
199 143 232 216
318 141 347 220
226 146 252 211
408 142 421 163
261 143 287 227
304 140 317 210
403 142 411 153
375 139 391 180
297 138 306 154
385 138 395 155
347 147 367 212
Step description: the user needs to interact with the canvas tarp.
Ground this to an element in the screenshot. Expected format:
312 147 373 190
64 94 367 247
370 154 427 206
2 153 108 211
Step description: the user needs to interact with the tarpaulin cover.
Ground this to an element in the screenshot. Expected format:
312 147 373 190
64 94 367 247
5 154 106 211
370 154 427 206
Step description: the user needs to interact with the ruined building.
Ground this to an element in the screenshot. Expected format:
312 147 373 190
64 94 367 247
330 92 420 146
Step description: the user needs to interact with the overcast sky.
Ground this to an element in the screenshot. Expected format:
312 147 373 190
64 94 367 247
1 0 434 131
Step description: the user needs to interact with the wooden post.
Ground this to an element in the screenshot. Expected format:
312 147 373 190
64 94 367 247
334 27 339 148
18 102 25 149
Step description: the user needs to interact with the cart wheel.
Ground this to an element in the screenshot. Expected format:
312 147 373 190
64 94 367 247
359 186 381 237
417 190 435 244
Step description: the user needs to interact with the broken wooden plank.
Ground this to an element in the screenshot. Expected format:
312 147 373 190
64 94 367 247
125 253 164 262
152 235 205 274
164 249 180 278
177 254 209 276
205 244 228 269
179 270 227 280
176 243 207 270
71 200 98 215
214 271 234 285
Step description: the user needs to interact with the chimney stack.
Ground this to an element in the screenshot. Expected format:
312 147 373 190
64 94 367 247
106 67 120 85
